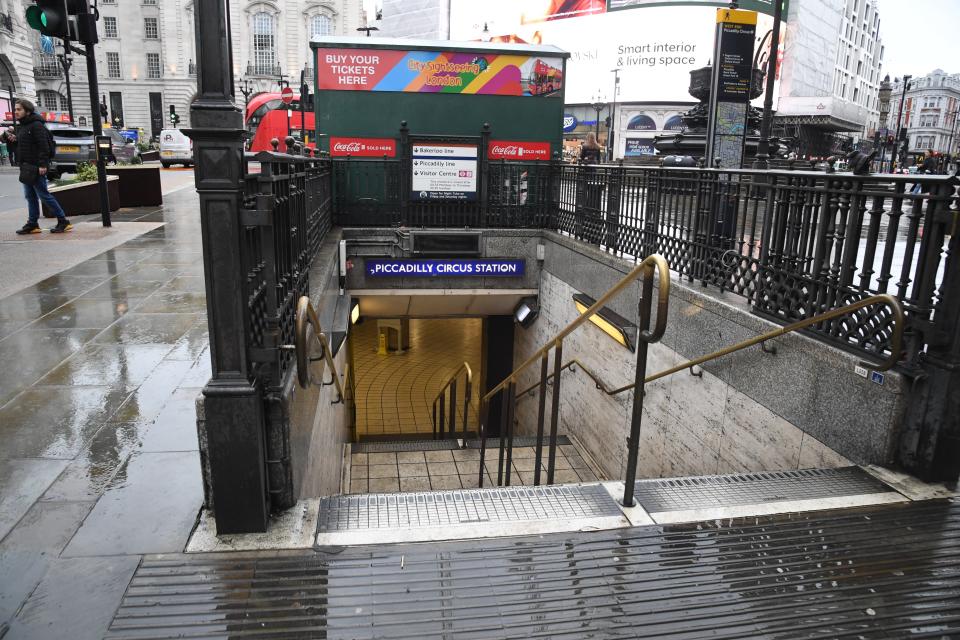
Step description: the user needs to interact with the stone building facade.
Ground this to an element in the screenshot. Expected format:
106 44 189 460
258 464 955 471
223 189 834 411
888 69 960 157
1 0 364 135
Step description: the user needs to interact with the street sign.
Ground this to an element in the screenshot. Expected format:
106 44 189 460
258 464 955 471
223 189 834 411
280 86 294 104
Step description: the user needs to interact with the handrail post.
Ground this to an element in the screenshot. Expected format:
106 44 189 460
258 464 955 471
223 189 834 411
546 341 563 484
438 390 446 440
622 262 656 507
504 381 517 486
497 387 509 485
448 380 457 440
534 353 549 485
462 381 471 445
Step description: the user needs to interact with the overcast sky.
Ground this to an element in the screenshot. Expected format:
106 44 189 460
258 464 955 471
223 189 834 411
875 0 960 80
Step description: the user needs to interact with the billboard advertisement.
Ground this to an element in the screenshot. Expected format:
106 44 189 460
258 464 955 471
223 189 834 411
450 1 776 105
316 47 564 97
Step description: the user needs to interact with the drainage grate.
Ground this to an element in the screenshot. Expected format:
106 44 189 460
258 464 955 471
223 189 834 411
634 467 895 513
317 484 620 533
353 439 463 453
464 435 571 449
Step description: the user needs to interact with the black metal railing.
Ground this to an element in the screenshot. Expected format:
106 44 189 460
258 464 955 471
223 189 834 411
554 164 958 365
240 149 331 390
432 362 473 442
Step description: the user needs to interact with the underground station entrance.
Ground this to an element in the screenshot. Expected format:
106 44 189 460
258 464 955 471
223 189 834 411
143 26 960 638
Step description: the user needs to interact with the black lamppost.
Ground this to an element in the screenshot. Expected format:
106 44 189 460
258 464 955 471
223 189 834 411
590 94 605 140
754 0 784 169
890 74 912 173
238 78 254 111
609 68 620 162
357 26 379 36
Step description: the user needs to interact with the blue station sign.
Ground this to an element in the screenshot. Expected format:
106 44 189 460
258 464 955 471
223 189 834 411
366 259 526 277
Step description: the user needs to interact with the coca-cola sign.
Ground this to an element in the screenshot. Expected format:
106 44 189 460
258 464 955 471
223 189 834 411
329 136 396 157
487 140 551 161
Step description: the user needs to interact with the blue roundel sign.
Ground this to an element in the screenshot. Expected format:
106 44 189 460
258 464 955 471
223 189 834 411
562 114 578 132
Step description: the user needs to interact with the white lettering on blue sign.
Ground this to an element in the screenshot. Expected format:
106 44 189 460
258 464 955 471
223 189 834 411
366 259 525 277
870 371 884 385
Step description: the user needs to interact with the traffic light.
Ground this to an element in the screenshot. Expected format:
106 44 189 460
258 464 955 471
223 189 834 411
604 116 611 128
26 1 69 38
25 0 86 40
169 104 180 125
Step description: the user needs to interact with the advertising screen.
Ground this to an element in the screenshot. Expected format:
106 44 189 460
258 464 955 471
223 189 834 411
450 1 776 104
316 47 565 97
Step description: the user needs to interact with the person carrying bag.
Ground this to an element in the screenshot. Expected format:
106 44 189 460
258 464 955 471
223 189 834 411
12 99 71 235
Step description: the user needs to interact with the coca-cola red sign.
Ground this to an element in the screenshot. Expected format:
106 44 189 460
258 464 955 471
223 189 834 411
329 136 396 157
487 140 551 161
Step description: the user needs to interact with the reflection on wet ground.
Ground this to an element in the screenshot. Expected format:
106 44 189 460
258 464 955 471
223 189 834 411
0 189 209 638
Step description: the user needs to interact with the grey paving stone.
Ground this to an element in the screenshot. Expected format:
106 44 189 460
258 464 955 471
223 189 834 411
368 464 399 479
0 459 68 542
0 501 93 554
62 451 202 556
0 551 50 625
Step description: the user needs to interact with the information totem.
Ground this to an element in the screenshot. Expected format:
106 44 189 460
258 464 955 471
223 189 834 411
705 8 757 169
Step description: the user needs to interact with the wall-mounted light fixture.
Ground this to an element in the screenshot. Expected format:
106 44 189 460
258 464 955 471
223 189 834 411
514 296 539 329
350 297 361 325
572 292 637 352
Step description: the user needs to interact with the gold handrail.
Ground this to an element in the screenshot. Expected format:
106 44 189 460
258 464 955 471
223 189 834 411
482 254 670 403
292 296 346 403
433 362 473 407
517 293 905 401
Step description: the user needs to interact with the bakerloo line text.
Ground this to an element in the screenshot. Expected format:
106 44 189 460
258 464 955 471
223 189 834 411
368 262 522 275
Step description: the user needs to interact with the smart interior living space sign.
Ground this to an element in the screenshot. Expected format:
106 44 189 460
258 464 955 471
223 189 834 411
315 48 564 97
449 0 776 104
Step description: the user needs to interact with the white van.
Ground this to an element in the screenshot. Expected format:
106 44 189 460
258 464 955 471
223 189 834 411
159 128 193 168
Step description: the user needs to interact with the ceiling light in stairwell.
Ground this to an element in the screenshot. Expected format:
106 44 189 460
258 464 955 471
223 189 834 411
514 297 539 329
572 293 637 352
350 298 361 324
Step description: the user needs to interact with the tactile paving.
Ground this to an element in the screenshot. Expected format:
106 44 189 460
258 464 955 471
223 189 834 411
316 483 619 533
633 466 895 513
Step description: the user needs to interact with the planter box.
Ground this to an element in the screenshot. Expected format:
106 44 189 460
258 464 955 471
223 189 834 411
106 165 163 207
141 150 160 162
42 175 120 217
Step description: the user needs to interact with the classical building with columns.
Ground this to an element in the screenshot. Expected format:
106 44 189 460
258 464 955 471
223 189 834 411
0 0 364 136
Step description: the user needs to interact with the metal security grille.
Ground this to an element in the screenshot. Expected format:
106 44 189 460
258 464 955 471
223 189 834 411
316 484 620 533
353 440 463 453
633 467 895 513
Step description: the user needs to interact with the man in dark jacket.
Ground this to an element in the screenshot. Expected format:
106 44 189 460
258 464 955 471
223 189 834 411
12 99 71 234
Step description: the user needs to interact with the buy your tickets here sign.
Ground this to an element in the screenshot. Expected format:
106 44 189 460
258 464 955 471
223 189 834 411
316 48 564 97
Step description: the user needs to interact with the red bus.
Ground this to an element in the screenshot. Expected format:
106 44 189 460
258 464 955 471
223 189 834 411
527 60 563 96
245 92 316 153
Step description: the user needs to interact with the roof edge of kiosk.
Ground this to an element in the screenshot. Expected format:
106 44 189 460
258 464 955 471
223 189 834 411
309 35 570 58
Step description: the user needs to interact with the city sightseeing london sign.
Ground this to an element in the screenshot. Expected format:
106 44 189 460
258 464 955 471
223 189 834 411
366 259 526 277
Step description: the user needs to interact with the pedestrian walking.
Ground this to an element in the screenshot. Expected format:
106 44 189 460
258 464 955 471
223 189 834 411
911 148 940 194
11 99 71 235
1 125 17 165
579 132 602 164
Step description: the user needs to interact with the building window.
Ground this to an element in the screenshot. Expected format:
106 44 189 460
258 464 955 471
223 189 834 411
147 52 161 79
107 52 121 78
251 12 275 75
144 17 158 39
104 16 117 38
102 0 115 3
143 0 157 4
310 14 333 38
37 90 64 111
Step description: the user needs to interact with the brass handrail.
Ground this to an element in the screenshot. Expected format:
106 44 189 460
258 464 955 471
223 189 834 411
433 362 473 407
482 254 670 402
517 293 906 402
292 296 346 404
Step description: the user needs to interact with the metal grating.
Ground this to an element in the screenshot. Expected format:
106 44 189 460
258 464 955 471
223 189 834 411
634 466 895 513
108 500 960 639
316 484 620 533
352 439 463 453
464 434 571 449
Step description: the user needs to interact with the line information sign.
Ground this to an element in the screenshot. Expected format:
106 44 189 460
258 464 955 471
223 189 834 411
411 144 478 201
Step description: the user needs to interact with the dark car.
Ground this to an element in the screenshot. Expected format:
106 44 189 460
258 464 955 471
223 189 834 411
49 126 139 176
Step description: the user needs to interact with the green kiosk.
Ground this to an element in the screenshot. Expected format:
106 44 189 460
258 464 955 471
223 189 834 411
310 36 570 227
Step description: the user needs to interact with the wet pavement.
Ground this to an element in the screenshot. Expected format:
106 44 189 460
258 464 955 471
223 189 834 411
0 183 209 638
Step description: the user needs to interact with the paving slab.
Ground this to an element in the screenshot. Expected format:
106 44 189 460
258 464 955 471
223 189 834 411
62 451 203 557
0 459 68 541
0 551 50 626
4 555 140 640
0 500 93 554
36 343 173 387
0 328 100 407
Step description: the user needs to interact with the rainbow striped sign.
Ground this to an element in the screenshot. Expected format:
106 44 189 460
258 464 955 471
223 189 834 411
315 48 564 97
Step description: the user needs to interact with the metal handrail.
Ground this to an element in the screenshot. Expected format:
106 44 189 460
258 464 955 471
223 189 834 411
290 296 346 404
478 254 671 495
481 255 670 403
515 293 905 403
432 362 473 442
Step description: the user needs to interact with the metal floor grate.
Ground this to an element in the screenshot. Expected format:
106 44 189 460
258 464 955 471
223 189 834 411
634 466 895 513
465 435 571 449
352 435 572 453
317 484 620 533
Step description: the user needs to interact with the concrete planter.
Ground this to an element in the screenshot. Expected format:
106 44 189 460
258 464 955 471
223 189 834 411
42 175 120 217
141 150 160 162
106 165 163 207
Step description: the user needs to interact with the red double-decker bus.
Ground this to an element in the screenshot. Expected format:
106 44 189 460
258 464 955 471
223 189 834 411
527 60 563 96
245 92 316 153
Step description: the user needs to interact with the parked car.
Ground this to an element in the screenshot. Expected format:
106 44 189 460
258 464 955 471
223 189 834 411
159 128 193 168
50 127 139 176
